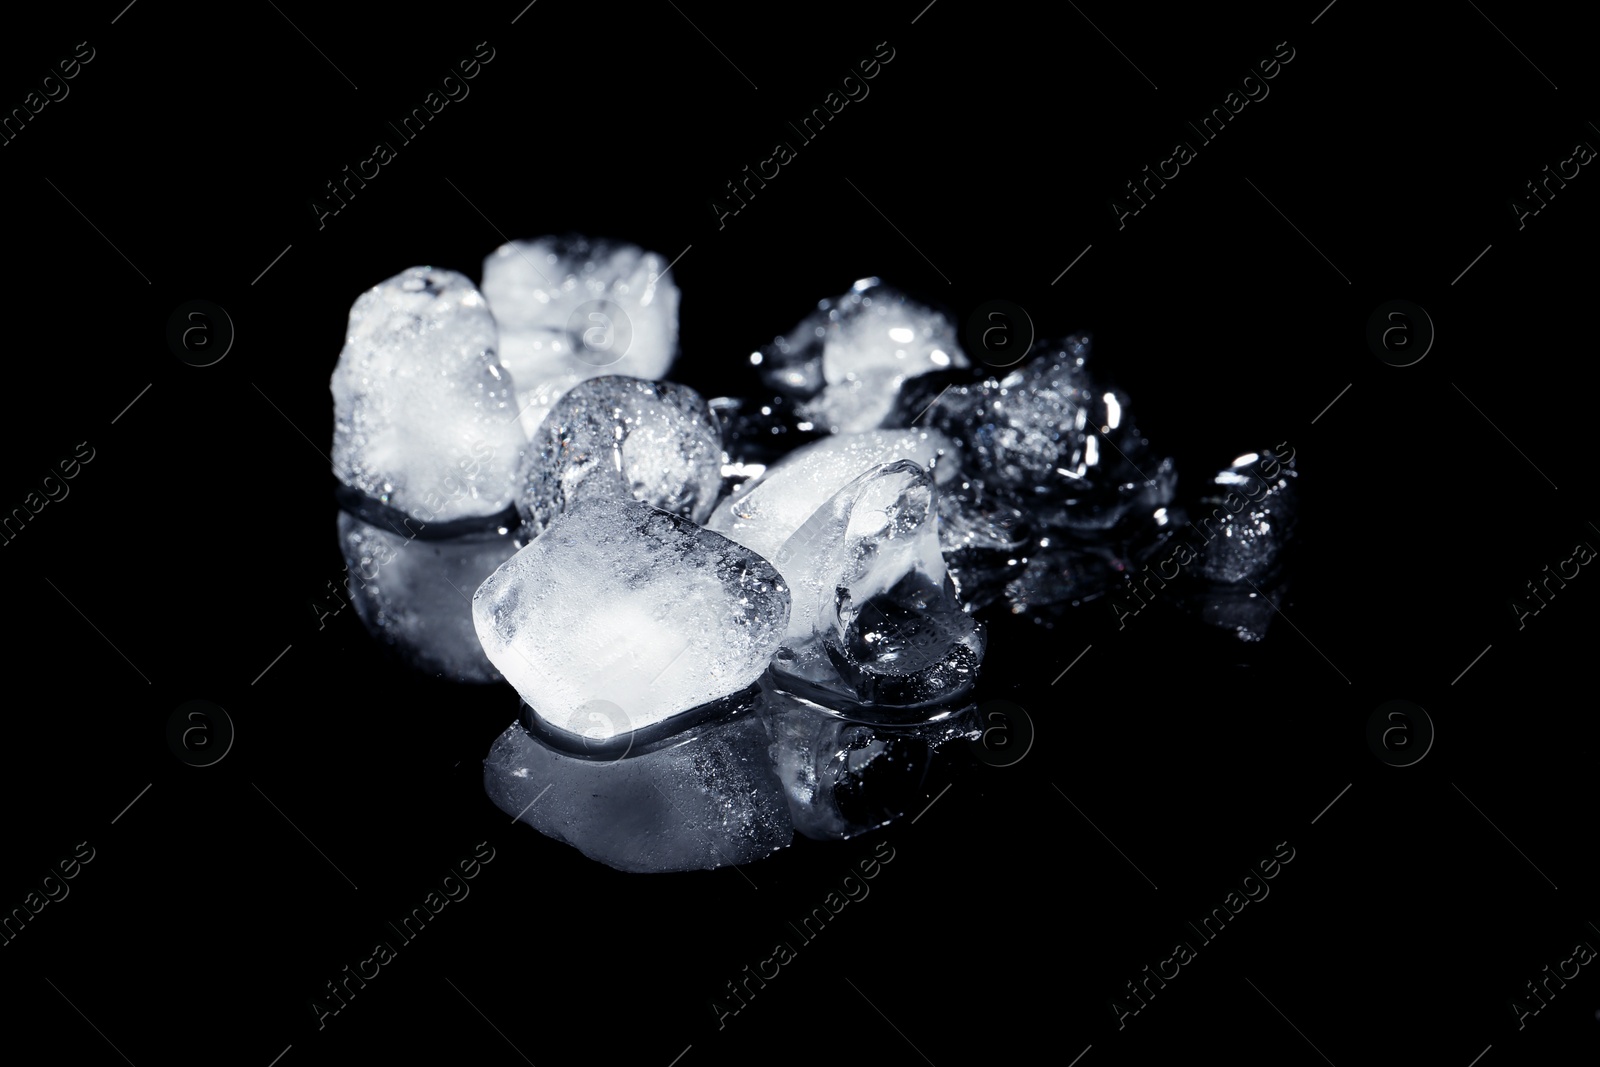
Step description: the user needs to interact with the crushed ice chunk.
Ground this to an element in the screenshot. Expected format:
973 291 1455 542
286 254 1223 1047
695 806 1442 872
1191 449 1298 584
907 334 1153 497
822 564 986 707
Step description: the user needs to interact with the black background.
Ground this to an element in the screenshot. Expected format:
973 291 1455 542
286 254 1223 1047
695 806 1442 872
1 2 1595 1064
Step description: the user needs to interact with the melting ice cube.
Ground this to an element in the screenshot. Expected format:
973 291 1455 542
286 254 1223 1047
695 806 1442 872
757 460 985 710
481 236 680 433
515 376 724 537
707 427 957 564
330 266 525 521
472 497 791 739
756 278 969 433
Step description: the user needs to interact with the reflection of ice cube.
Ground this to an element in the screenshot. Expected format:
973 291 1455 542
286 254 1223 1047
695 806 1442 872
472 498 790 739
760 681 977 840
336 512 516 682
329 267 525 521
484 693 792 873
516 376 723 537
756 278 967 433
1175 448 1298 641
481 236 678 395
1191 582 1284 642
1003 539 1140 614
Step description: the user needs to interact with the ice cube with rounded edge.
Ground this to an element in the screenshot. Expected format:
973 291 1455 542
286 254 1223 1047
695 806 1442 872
763 461 985 708
707 428 957 565
336 512 516 682
756 278 969 433
484 696 793 873
330 266 525 521
516 376 723 537
771 460 944 644
480 236 679 397
472 497 790 740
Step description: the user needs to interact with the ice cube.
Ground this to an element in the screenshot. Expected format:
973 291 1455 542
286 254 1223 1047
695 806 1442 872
480 236 679 397
472 497 791 739
707 427 958 565
484 690 793 872
1190 450 1298 584
330 266 525 521
755 278 968 433
769 460 942 643
515 376 724 537
906 336 1171 522
336 511 516 682
762 461 985 709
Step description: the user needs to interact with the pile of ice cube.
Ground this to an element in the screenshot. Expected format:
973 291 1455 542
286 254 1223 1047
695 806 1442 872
329 239 1297 872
